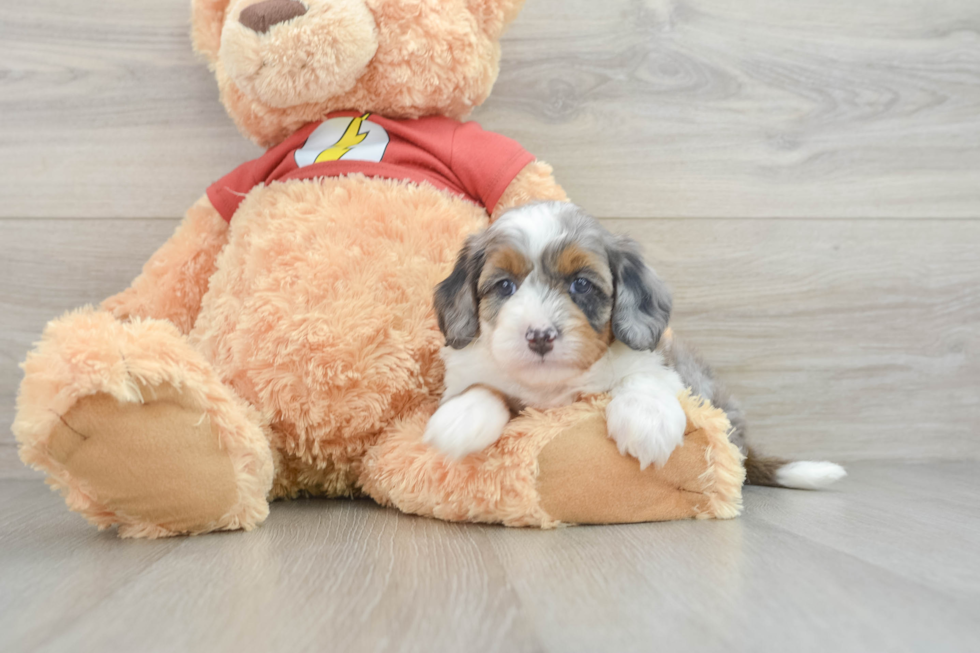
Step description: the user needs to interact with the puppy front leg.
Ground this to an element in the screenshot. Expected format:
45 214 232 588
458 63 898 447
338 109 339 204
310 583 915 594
423 386 514 459
605 371 687 470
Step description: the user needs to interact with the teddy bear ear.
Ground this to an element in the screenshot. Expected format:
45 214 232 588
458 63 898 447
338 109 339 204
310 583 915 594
468 0 526 38
192 0 233 61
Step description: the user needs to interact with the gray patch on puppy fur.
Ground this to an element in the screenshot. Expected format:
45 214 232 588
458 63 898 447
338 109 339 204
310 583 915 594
434 236 486 349
659 335 746 454
435 228 533 347
606 236 672 351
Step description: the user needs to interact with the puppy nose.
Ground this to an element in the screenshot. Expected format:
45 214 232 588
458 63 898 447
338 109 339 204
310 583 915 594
239 0 308 34
526 327 557 356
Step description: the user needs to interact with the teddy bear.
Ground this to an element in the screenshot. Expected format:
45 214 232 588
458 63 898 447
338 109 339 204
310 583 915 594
12 0 744 538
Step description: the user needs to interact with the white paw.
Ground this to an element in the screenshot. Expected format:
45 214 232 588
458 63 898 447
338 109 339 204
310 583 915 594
605 392 687 469
423 388 512 460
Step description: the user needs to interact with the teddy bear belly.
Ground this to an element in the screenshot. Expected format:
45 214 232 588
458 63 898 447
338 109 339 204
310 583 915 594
189 175 487 493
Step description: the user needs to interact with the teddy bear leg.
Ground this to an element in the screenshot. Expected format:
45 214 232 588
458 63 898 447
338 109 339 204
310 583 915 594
361 394 745 527
532 406 744 524
13 309 274 538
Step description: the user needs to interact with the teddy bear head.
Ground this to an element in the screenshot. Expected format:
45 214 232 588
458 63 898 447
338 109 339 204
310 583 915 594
192 0 525 147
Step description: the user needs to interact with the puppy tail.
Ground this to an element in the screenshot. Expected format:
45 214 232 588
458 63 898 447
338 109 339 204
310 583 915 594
745 447 846 490
661 334 846 490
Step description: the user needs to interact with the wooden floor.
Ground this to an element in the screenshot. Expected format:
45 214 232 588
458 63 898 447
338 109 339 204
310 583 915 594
1 462 978 653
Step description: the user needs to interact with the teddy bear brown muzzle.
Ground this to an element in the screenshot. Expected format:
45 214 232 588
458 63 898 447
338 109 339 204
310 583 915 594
220 0 379 109
239 0 308 34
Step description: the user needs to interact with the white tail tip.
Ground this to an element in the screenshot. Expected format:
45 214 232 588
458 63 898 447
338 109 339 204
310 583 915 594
775 461 847 490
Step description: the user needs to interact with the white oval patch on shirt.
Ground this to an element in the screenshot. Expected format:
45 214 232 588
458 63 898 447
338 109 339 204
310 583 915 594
294 113 390 167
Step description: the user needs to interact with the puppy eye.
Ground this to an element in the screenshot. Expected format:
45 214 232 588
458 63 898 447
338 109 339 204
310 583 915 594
570 278 593 294
496 279 517 297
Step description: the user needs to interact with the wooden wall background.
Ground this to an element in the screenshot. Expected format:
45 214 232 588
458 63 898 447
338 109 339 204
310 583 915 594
2 0 978 477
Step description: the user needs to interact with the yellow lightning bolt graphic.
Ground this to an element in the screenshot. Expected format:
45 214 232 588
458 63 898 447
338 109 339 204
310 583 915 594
314 113 372 163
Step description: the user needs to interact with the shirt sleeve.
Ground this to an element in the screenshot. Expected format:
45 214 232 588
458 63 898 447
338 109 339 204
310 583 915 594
206 160 263 223
450 121 536 214
206 129 309 222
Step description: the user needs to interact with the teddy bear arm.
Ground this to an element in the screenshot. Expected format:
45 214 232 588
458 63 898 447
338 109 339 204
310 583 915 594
492 160 569 221
102 195 229 334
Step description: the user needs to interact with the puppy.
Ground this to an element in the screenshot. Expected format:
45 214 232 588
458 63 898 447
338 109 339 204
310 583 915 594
424 201 686 469
425 200 848 490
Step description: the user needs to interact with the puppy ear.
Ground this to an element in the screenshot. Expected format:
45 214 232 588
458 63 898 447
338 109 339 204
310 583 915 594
434 236 486 349
608 236 672 351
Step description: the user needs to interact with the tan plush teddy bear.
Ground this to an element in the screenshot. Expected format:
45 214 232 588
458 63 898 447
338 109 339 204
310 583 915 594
13 0 744 538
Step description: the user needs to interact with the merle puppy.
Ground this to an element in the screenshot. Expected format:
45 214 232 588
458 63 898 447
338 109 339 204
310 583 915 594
426 201 845 488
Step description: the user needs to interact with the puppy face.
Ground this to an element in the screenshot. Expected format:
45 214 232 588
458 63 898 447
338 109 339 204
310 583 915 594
435 202 672 387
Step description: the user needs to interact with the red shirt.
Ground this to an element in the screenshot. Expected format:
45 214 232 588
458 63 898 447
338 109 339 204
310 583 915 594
207 111 535 222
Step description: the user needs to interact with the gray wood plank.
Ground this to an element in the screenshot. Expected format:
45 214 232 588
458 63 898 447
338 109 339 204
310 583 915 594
0 0 262 219
620 217 980 462
0 418 30 480
488 0 980 219
487 507 980 653
2 217 979 476
0 219 179 404
745 461 980 599
0 401 32 479
0 480 187 653
2 463 979 653
0 218 178 479
2 0 979 219
25 497 539 653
